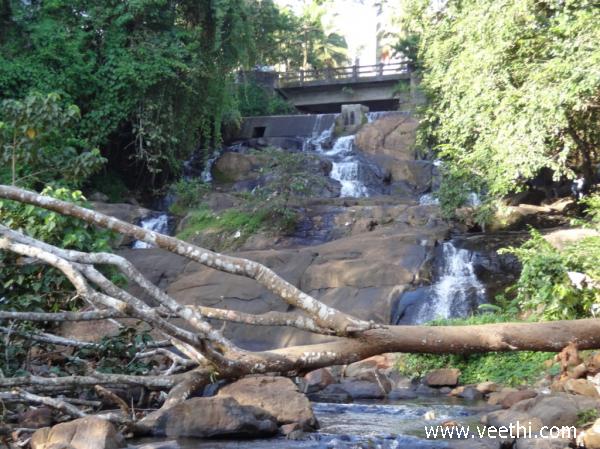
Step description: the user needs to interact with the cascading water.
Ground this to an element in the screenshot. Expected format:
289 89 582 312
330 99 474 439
307 124 370 198
422 242 486 322
132 213 170 249
393 241 487 324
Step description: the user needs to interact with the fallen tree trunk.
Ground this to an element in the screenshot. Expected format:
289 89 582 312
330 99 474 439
0 184 599 423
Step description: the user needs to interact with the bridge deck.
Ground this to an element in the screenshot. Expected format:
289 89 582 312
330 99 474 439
277 62 410 88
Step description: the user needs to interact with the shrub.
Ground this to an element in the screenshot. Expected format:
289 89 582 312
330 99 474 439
500 230 600 320
395 315 556 386
0 186 113 313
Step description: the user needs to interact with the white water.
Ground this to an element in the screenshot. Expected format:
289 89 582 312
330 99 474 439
308 129 370 198
132 213 170 249
417 242 486 323
418 193 439 206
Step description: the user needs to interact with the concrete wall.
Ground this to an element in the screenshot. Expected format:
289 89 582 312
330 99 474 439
238 114 337 139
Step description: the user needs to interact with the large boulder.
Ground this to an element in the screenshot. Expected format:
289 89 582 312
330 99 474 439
302 368 336 393
164 218 447 349
563 378 600 398
543 228 600 251
138 396 277 438
339 379 387 399
355 115 418 159
31 417 125 449
217 376 317 430
486 393 600 429
212 152 259 182
424 368 461 387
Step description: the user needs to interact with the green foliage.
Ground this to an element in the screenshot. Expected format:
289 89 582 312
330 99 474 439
168 179 211 215
75 327 155 375
0 0 303 190
87 170 130 203
500 230 600 320
0 92 105 187
577 409 600 427
0 186 113 313
401 0 600 218
254 148 326 210
395 315 555 386
237 81 295 117
580 194 600 227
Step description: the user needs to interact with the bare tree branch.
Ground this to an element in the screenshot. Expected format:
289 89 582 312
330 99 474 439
0 186 371 334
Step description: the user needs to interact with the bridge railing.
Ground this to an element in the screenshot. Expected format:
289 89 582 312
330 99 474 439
277 61 410 87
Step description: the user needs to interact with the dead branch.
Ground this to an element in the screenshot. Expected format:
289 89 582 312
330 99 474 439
0 185 370 334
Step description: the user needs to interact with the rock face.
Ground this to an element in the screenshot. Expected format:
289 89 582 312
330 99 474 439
31 417 125 449
141 396 277 438
355 115 418 159
424 369 461 387
163 208 448 349
217 376 317 430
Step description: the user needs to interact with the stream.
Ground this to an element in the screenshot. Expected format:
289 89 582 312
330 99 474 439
130 111 498 448
136 398 485 449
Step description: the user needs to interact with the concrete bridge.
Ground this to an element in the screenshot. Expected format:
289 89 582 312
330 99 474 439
275 62 412 113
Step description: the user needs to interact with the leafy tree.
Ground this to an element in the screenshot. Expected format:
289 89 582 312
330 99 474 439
0 0 301 190
399 0 600 216
0 92 105 187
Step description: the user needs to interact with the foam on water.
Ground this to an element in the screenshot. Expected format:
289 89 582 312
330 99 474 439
132 213 170 249
416 242 486 323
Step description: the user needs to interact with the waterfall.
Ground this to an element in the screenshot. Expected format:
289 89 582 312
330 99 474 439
132 213 170 249
417 242 486 323
313 134 370 198
394 241 487 324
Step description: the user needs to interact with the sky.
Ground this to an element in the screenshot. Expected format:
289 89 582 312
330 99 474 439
275 0 380 65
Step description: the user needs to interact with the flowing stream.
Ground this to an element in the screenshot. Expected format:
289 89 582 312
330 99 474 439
136 399 481 449
131 213 171 249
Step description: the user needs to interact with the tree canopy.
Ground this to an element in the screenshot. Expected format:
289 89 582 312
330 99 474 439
0 0 346 191
399 0 600 215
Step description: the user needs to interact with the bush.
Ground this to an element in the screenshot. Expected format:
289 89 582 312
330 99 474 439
500 230 600 320
0 186 113 313
0 92 105 188
395 314 556 386
168 179 211 215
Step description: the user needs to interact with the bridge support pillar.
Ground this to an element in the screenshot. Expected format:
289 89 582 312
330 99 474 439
336 104 369 135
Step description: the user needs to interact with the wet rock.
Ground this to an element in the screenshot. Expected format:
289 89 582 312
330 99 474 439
500 390 538 409
138 396 277 438
19 406 53 429
31 417 125 449
458 386 484 401
339 379 387 399
487 388 519 406
302 368 336 393
388 387 418 400
213 152 259 182
511 393 600 427
563 378 600 398
424 368 461 387
415 384 439 396
217 376 317 430
309 383 353 403
514 438 572 448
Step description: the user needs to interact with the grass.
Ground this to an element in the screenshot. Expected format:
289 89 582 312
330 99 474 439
395 313 558 386
176 206 269 243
